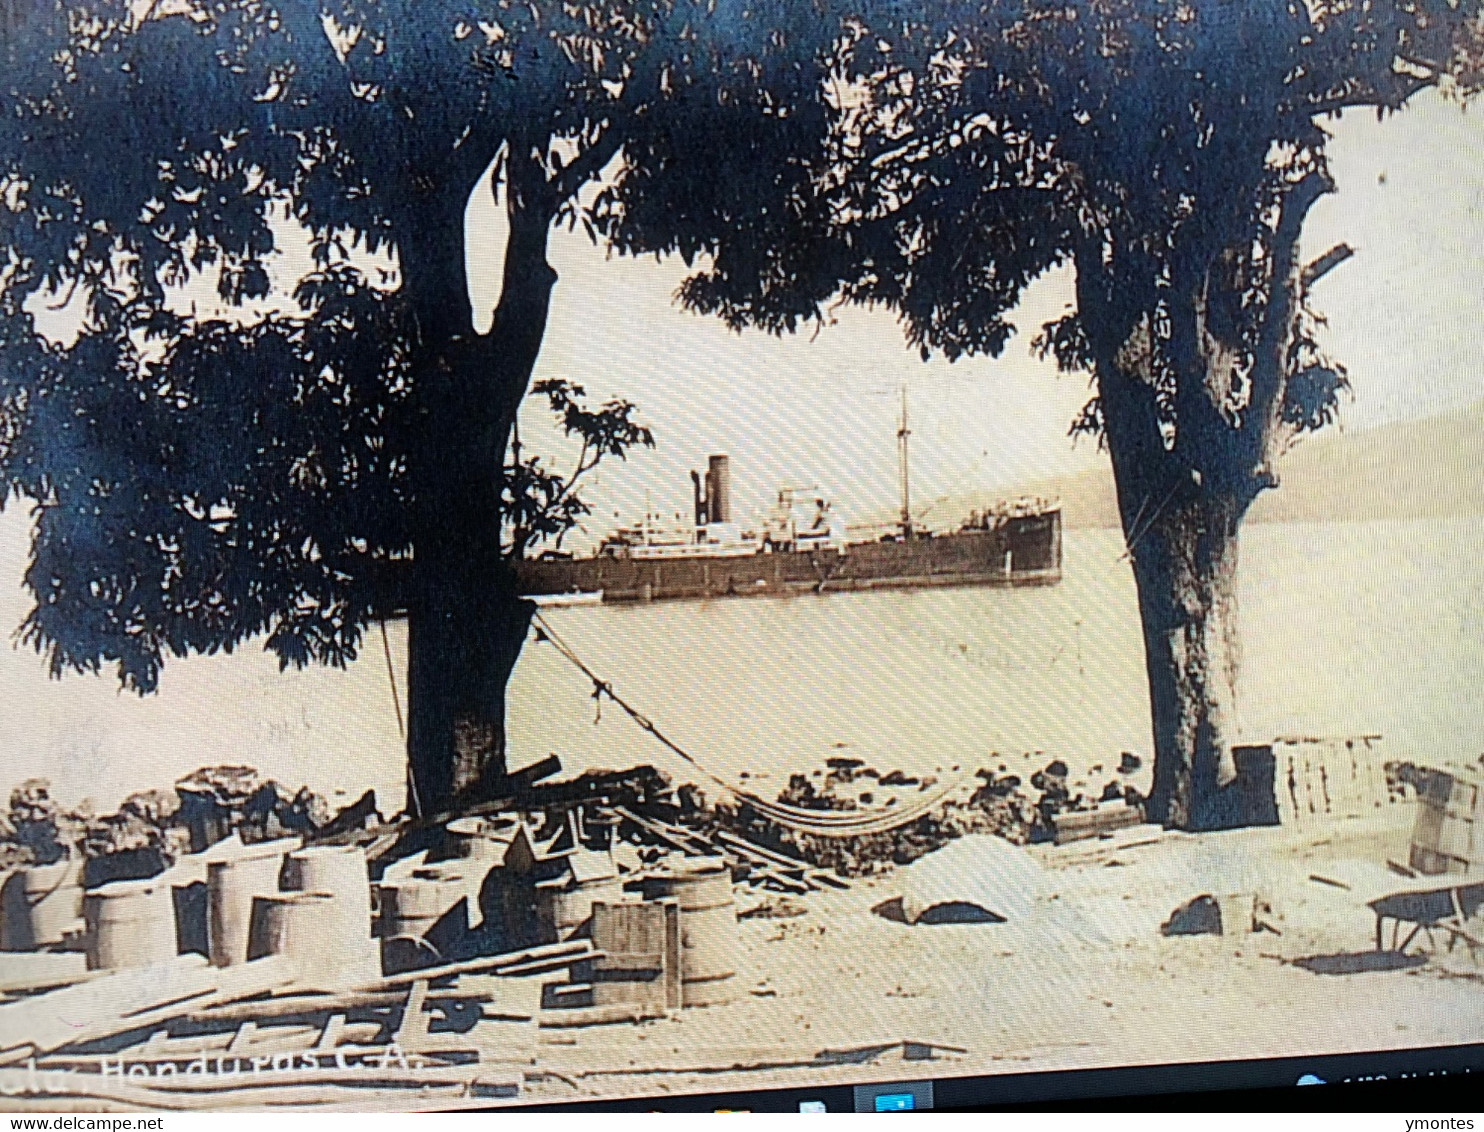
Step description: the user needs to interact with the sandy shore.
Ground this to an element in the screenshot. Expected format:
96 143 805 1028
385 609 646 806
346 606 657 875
513 803 1483 1104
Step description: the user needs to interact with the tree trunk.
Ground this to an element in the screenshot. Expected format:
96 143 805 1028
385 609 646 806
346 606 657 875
1124 489 1247 830
398 154 557 818
1084 264 1255 832
1074 168 1336 831
405 557 533 815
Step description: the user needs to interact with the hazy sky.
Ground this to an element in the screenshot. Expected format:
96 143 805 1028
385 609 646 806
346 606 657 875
475 89 1484 544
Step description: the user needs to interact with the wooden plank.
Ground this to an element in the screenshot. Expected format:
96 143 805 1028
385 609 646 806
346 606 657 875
621 809 847 890
663 900 682 1010
226 1022 257 1054
56 956 296 1060
1053 802 1142 845
538 1002 648 1028
809 871 850 890
370 938 594 988
474 950 600 980
489 754 562 794
461 972 543 1023
750 865 812 894
0 952 93 995
0 954 219 1059
392 979 431 1052
193 991 393 1025
711 829 812 873
589 952 664 1011
611 807 714 855
618 808 809 893
315 1014 346 1051
310 789 381 843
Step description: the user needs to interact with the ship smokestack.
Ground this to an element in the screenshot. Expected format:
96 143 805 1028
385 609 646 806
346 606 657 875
706 455 731 524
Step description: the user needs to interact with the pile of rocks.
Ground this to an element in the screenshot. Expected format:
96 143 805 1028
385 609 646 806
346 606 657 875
175 765 331 851
2 779 90 868
698 753 1147 877
0 767 340 880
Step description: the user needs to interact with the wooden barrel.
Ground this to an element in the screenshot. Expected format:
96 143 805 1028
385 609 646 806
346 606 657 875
536 874 624 942
643 857 737 1007
1410 769 1480 875
281 845 378 986
378 870 469 968
283 845 374 941
254 890 377 987
1 858 84 951
207 838 296 967
448 816 518 864
84 877 177 970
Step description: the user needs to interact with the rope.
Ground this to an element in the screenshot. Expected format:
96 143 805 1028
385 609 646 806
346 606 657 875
379 618 405 739
1121 481 1180 561
530 610 972 837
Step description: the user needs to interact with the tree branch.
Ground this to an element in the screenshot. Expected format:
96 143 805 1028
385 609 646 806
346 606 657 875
1242 170 1334 495
1304 69 1438 117
550 125 624 206
552 439 594 510
1301 242 1354 289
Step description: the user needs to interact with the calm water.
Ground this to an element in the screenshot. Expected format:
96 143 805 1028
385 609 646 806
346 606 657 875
1 515 1481 811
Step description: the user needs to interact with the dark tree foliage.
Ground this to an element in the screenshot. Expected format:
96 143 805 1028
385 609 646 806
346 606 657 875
0 0 844 815
609 0 1484 829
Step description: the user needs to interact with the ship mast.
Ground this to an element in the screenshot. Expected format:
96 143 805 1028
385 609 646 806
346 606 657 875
897 385 913 540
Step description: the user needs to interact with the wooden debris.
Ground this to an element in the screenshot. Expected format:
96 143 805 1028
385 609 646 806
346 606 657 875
486 755 563 797
310 790 381 844
374 938 596 987
0 954 295 1063
0 954 216 1060
613 806 847 892
189 986 480 1026
710 828 849 890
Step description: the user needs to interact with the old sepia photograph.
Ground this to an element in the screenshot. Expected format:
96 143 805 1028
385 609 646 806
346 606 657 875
0 0 1482 1112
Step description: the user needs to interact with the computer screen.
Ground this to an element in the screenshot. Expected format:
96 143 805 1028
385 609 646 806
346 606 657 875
1 0 1482 1114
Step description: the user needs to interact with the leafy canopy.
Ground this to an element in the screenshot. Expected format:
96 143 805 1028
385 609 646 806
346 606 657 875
0 0 847 692
612 0 1484 489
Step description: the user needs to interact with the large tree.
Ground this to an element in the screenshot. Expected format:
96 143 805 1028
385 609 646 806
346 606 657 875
0 0 840 816
611 0 1484 828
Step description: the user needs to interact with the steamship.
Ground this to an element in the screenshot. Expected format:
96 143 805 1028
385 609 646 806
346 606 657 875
514 393 1061 605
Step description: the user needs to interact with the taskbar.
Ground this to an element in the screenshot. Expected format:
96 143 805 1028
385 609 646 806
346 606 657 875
508 1042 1484 1112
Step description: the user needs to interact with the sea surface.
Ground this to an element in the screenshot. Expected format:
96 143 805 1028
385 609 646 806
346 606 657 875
1 514 1481 812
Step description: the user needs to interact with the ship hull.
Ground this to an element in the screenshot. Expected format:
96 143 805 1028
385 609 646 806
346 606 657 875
516 511 1061 604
